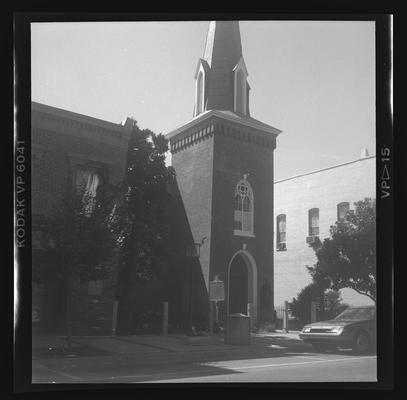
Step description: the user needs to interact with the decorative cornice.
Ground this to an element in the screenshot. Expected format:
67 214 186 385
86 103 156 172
169 118 276 154
170 123 215 153
31 102 131 142
67 151 121 168
166 109 281 139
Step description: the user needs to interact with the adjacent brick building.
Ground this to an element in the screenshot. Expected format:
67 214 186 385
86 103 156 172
273 151 376 308
31 102 131 335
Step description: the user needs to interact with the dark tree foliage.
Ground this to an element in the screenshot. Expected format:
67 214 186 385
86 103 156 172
323 290 349 320
110 119 175 285
290 283 349 323
289 282 323 323
35 184 117 352
34 185 117 283
307 198 376 303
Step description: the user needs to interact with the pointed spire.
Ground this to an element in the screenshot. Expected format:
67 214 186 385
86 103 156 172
197 21 247 113
203 21 243 69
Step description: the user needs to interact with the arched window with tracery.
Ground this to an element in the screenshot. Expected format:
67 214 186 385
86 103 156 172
233 178 254 236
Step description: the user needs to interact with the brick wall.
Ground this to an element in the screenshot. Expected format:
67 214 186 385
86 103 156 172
168 115 276 327
170 122 215 291
274 156 376 307
31 102 130 335
211 122 275 322
167 122 215 329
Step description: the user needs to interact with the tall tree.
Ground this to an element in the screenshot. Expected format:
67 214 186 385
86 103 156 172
307 198 376 303
111 119 175 333
34 184 117 353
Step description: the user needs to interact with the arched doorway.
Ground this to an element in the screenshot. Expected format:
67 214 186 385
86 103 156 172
227 250 258 324
229 255 248 314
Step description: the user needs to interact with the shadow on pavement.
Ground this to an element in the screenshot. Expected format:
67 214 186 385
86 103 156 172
32 345 115 360
32 334 376 383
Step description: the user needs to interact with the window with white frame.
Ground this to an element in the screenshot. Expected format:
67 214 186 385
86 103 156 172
76 168 102 196
233 179 253 236
276 214 286 251
337 202 350 221
308 208 319 236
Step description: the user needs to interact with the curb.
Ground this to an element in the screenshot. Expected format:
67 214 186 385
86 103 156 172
32 343 284 369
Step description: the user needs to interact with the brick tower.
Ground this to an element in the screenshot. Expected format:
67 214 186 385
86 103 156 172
166 21 281 330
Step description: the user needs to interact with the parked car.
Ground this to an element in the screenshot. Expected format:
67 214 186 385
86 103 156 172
299 305 376 353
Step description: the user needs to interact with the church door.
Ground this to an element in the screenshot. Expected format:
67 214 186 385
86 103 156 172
228 255 248 314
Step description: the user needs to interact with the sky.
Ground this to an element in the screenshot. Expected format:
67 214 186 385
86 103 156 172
31 20 375 181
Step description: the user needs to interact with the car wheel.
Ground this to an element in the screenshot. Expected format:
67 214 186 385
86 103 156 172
352 331 370 354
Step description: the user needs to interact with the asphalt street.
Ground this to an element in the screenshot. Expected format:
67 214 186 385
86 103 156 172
34 353 376 383
32 335 377 383
140 354 377 383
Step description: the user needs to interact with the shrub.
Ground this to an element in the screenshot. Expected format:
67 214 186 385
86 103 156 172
289 282 348 323
290 282 323 323
323 290 350 320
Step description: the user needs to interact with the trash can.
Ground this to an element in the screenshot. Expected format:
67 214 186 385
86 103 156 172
224 313 251 345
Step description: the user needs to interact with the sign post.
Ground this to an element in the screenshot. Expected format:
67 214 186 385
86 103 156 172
283 301 289 333
209 275 225 334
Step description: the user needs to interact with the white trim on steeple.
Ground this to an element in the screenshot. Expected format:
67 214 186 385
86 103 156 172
233 56 249 77
233 57 249 116
194 59 209 117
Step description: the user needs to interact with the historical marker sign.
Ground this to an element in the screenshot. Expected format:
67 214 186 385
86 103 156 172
209 279 225 301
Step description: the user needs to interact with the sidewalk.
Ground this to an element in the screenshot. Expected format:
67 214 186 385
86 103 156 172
31 331 312 382
32 330 303 366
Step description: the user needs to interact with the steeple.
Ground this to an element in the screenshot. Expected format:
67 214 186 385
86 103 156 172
203 21 242 69
194 21 250 117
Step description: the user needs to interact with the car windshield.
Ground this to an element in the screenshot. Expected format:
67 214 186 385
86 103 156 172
334 307 375 321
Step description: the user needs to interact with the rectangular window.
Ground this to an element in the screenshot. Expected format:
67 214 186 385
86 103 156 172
337 202 350 221
276 214 286 251
75 168 102 215
75 168 101 195
309 208 319 236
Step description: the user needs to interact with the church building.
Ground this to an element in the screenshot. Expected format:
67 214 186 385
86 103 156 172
31 21 282 336
165 21 281 330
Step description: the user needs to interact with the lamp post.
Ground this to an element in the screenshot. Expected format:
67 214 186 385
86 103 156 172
186 237 206 335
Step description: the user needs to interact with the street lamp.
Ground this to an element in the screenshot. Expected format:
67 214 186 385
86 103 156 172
186 237 206 334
